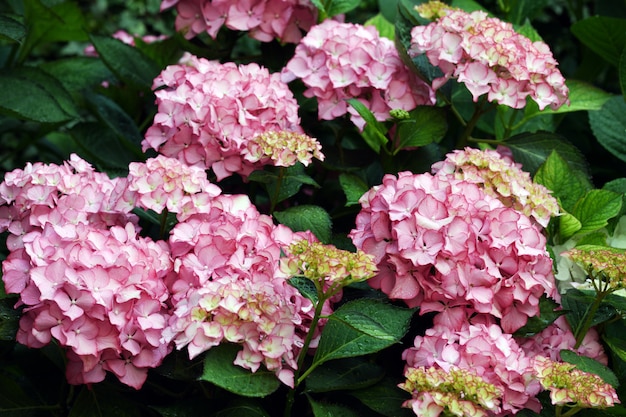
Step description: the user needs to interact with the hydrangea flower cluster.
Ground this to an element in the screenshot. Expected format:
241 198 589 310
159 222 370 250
280 240 377 296
432 147 560 228
243 130 325 168
160 0 317 43
533 356 620 408
518 316 608 365
349 171 557 333
403 318 542 415
127 155 221 216
409 1 569 110
163 194 328 387
143 54 306 180
400 365 502 417
564 246 626 291
282 19 435 130
0 155 172 389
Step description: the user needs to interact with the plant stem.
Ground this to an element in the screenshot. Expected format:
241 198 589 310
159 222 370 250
283 293 327 417
270 167 285 213
574 288 608 349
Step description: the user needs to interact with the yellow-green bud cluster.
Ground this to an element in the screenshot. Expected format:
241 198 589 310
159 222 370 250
248 130 324 167
415 1 458 20
533 356 619 408
400 366 502 416
566 246 626 291
282 240 377 292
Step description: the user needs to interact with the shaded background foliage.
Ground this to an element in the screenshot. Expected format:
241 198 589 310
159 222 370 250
1 0 626 416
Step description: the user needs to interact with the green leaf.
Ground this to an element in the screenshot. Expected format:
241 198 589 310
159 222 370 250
0 14 25 43
621 47 626 98
0 299 19 341
571 189 623 235
604 320 626 364
305 358 384 393
515 19 543 42
274 205 332 244
560 349 620 387
589 95 626 164
19 1 87 62
40 57 113 93
308 397 361 417
324 0 361 18
249 164 319 206
84 93 145 159
312 300 414 367
339 173 368 206
200 344 280 397
89 34 161 89
350 377 413 417
559 210 583 241
525 80 613 118
69 385 142 417
506 132 589 176
212 401 270 417
506 0 549 26
69 122 139 172
571 16 626 67
450 0 489 12
0 66 78 123
534 150 591 212
562 288 617 335
364 13 395 40
288 276 319 304
347 98 388 153
395 107 447 153
514 296 565 337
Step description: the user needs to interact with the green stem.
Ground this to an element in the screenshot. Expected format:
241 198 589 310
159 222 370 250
574 288 608 349
270 167 285 213
283 293 328 417
455 104 484 149
557 405 582 417
159 207 169 239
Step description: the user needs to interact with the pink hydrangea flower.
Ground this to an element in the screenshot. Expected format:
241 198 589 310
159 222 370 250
432 147 560 228
127 155 222 214
349 171 557 333
143 54 307 180
518 316 608 365
282 19 435 130
0 155 173 389
409 2 569 110
161 0 317 43
163 194 330 387
403 316 542 415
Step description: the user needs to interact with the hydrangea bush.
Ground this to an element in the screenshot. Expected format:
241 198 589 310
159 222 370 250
1 0 626 416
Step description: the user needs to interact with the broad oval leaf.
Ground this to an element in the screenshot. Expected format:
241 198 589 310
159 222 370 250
312 299 414 367
305 358 384 393
201 344 280 398
308 397 361 417
395 106 447 153
571 16 626 67
89 34 161 89
534 150 591 212
274 205 332 244
0 14 25 43
560 349 620 387
589 95 626 164
339 173 369 206
506 132 589 176
0 66 78 123
572 189 623 235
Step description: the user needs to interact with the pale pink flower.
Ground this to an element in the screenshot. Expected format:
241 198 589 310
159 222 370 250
127 155 221 214
409 2 569 110
432 147 559 228
163 194 330 387
161 0 317 43
349 171 557 333
403 317 542 415
143 55 306 180
283 19 435 130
